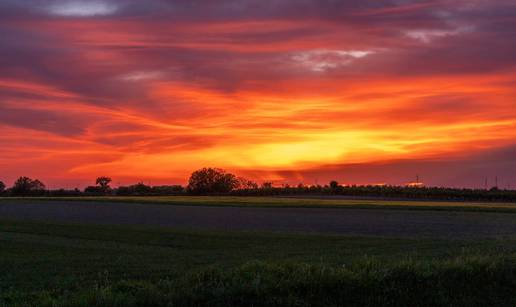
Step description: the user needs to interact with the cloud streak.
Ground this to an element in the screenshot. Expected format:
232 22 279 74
47 1 119 17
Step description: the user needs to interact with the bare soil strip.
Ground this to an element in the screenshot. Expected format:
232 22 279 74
2 200 516 238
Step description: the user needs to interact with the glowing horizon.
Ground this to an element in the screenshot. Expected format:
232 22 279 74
1 1 516 189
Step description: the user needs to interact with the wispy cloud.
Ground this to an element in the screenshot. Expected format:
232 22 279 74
47 1 118 17
120 71 165 82
405 26 474 43
292 49 375 72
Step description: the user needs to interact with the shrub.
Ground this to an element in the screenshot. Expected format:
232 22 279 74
10 176 46 196
187 168 239 195
8 257 516 307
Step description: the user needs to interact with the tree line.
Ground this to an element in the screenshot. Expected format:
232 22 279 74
1 167 515 202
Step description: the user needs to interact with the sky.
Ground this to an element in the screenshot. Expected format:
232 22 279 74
0 0 515 189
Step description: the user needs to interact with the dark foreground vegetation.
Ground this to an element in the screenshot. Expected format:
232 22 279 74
2 220 516 307
4 259 516 307
1 168 516 201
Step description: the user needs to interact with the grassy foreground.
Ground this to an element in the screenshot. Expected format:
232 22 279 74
2 220 516 306
3 195 516 213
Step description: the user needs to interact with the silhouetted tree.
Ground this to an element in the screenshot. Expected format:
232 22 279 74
115 186 131 196
187 168 238 195
48 188 82 197
236 177 259 190
115 184 185 196
151 185 184 195
328 180 343 194
116 182 152 196
262 182 273 189
84 186 104 195
228 183 516 202
84 177 113 195
330 181 339 190
11 177 46 196
96 177 112 190
0 181 5 194
131 182 152 195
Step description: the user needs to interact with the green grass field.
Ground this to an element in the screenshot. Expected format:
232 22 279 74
2 219 516 306
4 195 516 213
2 196 516 305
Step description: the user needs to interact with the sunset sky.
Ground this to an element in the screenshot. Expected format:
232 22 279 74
1 0 516 188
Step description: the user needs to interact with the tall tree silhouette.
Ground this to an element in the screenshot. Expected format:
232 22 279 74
96 177 112 192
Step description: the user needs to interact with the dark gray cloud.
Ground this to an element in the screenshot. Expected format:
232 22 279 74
0 105 85 136
1 0 515 176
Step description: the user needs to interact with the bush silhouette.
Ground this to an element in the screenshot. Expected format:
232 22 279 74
96 176 112 191
11 177 46 196
187 168 238 195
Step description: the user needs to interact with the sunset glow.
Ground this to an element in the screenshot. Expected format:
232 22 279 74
1 0 516 188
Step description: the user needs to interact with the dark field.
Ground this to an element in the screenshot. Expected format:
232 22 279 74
2 197 516 306
2 198 516 238
2 219 516 306
5 196 516 212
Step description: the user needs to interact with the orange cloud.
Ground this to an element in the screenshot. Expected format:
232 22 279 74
1 1 516 188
